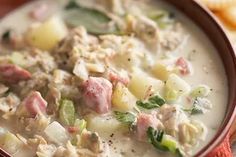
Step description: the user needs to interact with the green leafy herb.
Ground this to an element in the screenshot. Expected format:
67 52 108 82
147 127 183 156
148 95 166 106
191 106 204 115
114 111 136 125
136 95 165 109
65 0 79 10
183 98 207 115
183 106 203 115
147 127 169 152
64 1 119 35
136 101 160 109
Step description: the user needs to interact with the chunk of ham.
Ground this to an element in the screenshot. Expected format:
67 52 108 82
22 91 47 117
0 64 31 83
136 113 163 141
82 77 112 114
175 57 190 75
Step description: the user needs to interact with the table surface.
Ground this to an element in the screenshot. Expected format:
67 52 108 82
0 0 236 156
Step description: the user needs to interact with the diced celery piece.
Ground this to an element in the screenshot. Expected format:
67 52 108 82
190 85 211 98
0 132 22 154
44 121 69 145
74 119 87 133
59 99 75 125
161 135 177 154
165 87 179 102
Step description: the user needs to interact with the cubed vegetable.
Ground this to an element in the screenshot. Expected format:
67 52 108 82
190 85 211 98
152 63 172 81
87 115 125 134
165 87 180 102
59 99 75 126
0 132 23 154
44 121 69 145
26 16 68 50
166 74 190 95
128 71 164 99
161 135 178 153
112 83 136 111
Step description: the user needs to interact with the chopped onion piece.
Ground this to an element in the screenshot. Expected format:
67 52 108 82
44 121 69 145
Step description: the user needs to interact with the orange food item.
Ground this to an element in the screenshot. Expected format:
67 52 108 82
219 5 236 28
199 0 235 11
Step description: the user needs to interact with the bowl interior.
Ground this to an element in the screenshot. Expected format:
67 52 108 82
0 0 236 157
166 0 236 156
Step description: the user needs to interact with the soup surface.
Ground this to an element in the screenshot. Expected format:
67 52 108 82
0 0 228 157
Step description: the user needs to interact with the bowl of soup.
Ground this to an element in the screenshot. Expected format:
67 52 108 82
0 0 235 157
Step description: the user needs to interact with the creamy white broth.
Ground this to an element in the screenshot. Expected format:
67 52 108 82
0 0 228 157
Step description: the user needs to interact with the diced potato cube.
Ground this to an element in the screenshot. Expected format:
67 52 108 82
86 115 125 135
44 121 69 145
165 86 180 102
166 74 190 94
0 132 23 154
152 63 172 81
128 71 164 99
112 83 136 111
26 16 68 50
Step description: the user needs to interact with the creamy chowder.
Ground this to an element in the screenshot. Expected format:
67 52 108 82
0 0 228 157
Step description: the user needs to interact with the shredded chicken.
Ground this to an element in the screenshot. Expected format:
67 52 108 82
158 104 188 136
25 115 51 134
